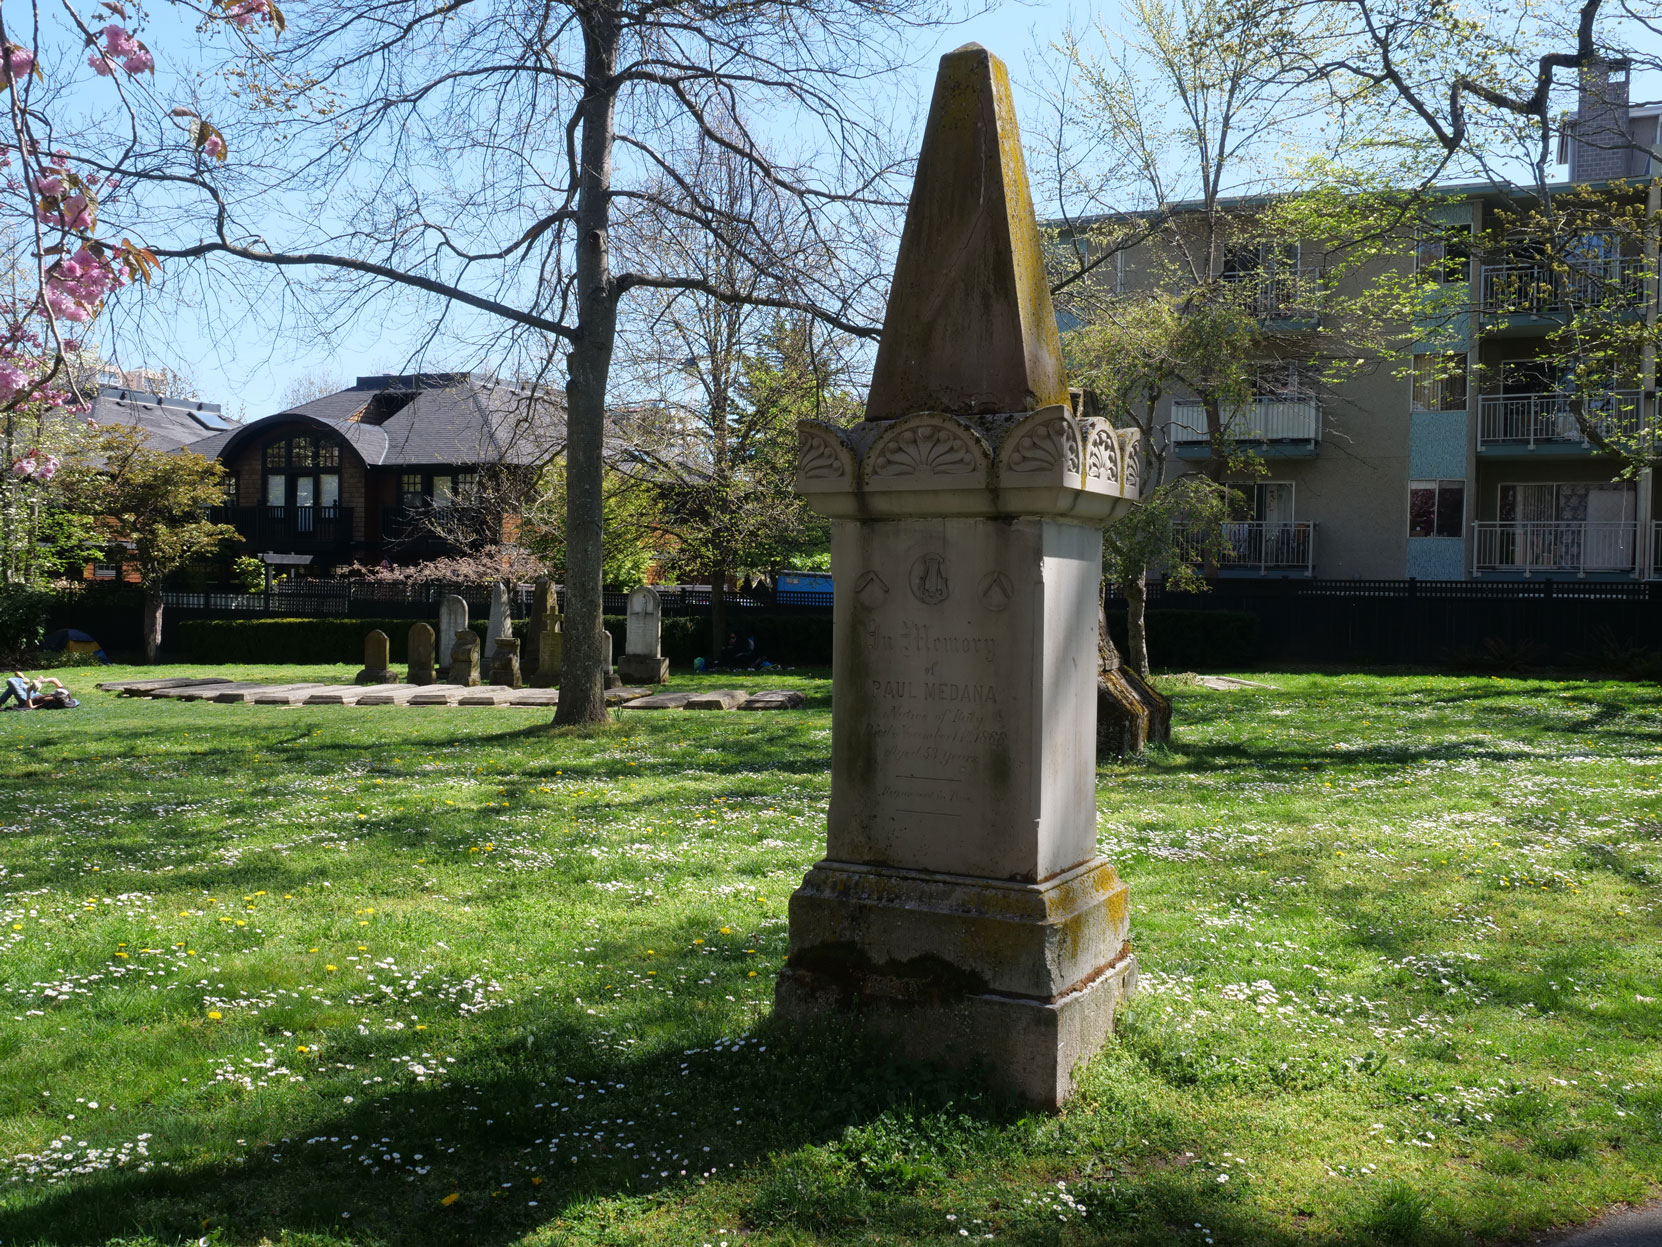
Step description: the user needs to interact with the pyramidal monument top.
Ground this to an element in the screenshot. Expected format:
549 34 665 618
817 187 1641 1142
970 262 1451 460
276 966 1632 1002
864 42 1069 421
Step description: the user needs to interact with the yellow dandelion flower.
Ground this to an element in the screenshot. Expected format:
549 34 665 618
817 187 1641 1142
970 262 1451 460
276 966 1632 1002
440 1193 460 1207
208 1010 223 1020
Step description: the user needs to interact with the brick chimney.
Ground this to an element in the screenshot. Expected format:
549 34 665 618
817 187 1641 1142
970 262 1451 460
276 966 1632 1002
1566 58 1633 183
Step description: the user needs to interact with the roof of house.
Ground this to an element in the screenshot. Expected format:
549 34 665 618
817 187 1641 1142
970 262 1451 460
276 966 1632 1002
89 387 238 452
184 373 564 468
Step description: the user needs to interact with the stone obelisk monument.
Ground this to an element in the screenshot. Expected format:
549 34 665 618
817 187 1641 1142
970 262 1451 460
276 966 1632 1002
774 43 1143 1108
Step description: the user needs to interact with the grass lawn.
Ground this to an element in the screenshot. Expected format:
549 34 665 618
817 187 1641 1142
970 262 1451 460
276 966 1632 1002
0 664 1658 1246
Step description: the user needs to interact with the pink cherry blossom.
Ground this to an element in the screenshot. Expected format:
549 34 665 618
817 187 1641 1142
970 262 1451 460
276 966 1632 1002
202 133 225 158
102 25 137 57
121 47 153 74
88 52 115 76
12 454 35 476
4 45 34 80
0 363 27 402
32 174 63 197
35 453 58 480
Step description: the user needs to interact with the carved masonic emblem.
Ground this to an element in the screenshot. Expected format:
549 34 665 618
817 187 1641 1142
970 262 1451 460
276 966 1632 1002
909 553 950 605
854 570 889 610
977 570 1013 611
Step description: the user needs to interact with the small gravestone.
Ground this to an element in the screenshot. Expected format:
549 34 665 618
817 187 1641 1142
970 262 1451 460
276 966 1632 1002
406 622 436 685
489 637 522 688
485 582 512 661
530 611 563 688
449 630 481 686
526 577 555 676
1096 605 1171 757
618 586 669 684
602 627 620 689
354 629 399 685
437 594 468 656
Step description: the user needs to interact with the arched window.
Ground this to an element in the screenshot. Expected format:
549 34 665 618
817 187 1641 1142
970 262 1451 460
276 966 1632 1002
262 432 344 513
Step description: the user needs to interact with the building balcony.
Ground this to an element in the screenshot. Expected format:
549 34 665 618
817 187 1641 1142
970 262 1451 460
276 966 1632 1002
211 505 354 552
1173 520 1317 575
1472 521 1640 577
1219 267 1322 324
1171 397 1321 457
379 505 496 556
1478 256 1649 317
1476 390 1645 453
1652 522 1662 581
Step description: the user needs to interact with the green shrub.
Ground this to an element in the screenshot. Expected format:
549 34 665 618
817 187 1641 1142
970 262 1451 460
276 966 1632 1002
173 618 440 664
0 584 57 661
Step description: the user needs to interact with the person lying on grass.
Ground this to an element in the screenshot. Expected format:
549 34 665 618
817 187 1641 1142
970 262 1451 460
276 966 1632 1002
0 671 77 710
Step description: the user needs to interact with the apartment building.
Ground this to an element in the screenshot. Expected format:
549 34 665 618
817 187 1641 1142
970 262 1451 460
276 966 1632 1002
1066 63 1660 583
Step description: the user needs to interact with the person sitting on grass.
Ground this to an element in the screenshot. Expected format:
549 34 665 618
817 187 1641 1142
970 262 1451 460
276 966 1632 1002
0 672 77 710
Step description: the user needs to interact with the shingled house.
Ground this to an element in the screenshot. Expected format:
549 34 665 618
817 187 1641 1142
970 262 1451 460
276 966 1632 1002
182 373 562 569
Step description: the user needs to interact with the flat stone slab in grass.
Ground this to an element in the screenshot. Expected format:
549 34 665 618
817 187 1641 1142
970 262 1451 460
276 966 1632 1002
740 690 806 710
100 677 231 696
685 689 749 710
355 685 452 706
1194 675 1276 691
456 686 519 706
607 686 652 705
507 690 560 707
406 685 477 706
153 681 268 701
620 691 697 710
304 684 403 706
214 683 327 704
253 684 346 705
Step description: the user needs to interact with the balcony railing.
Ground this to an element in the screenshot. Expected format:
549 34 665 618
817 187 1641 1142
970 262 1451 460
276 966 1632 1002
1219 266 1322 320
1173 520 1317 574
211 505 354 550
1477 390 1645 450
1472 521 1639 576
1171 397 1321 446
1478 256 1649 315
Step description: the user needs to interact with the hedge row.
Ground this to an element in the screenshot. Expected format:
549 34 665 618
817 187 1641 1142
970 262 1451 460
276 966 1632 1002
170 608 1257 671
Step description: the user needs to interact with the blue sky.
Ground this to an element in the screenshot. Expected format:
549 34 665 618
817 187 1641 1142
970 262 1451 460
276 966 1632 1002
91 1 1083 418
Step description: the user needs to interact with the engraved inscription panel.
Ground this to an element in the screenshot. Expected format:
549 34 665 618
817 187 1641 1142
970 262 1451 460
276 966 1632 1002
831 517 1042 878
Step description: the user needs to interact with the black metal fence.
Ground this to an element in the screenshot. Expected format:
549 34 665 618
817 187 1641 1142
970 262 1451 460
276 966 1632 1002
117 576 1662 668
1111 576 1661 667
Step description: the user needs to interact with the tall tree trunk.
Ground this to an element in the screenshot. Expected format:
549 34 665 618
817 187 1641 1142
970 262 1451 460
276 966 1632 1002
554 14 620 726
709 559 727 663
1124 570 1150 678
143 584 164 665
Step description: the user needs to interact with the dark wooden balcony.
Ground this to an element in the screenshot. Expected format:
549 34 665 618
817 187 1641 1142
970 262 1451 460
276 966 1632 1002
211 505 354 551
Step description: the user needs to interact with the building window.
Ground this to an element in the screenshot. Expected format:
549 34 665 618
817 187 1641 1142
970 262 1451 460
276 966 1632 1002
1231 481 1295 524
456 471 478 502
1409 479 1465 538
400 473 423 507
290 436 314 468
264 441 286 468
221 476 238 507
316 439 340 468
1412 354 1468 411
1415 224 1472 283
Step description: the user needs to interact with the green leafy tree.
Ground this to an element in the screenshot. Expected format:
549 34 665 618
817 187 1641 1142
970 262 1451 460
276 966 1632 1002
56 427 238 662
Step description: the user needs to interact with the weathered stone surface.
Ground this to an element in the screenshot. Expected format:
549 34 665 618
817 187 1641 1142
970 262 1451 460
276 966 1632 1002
406 622 436 685
488 637 522 689
530 624 562 688
449 631 480 687
685 689 749 710
1095 611 1170 757
740 690 806 710
601 628 620 688
357 684 459 706
252 684 339 705
305 684 404 705
156 681 261 700
457 685 517 705
605 686 651 705
484 582 512 661
355 629 399 685
508 689 560 707
102 677 229 695
437 595 468 655
526 577 556 676
620 691 697 710
625 586 663 658
617 654 670 685
213 683 320 704
862 44 1068 423
406 684 475 706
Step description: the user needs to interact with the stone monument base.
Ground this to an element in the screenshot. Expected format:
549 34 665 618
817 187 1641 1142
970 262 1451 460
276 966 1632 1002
775 857 1136 1107
354 667 399 686
618 654 669 685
